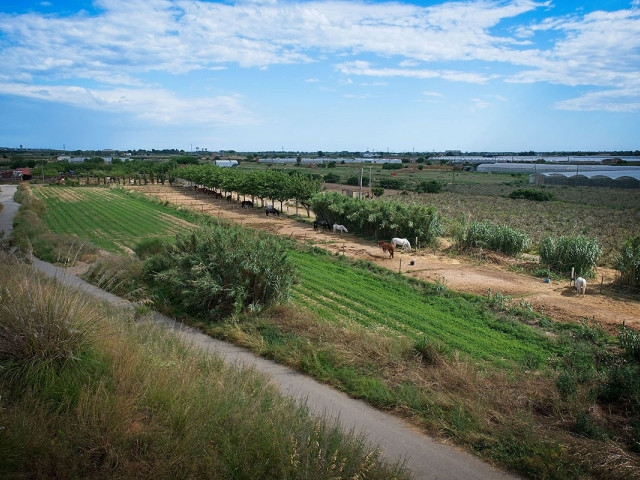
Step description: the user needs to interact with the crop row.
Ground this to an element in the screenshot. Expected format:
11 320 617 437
291 251 554 367
34 187 192 252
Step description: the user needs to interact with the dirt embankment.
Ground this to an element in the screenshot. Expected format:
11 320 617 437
127 184 640 333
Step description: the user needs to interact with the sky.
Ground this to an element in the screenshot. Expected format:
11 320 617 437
0 0 639 153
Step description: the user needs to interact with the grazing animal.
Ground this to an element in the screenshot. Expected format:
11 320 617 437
226 195 232 202
333 224 348 233
265 205 280 216
313 219 330 231
241 200 253 209
378 241 394 258
391 237 411 252
575 277 587 296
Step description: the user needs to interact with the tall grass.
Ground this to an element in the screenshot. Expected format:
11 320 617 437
0 253 408 480
616 235 640 289
0 251 101 393
539 235 602 277
143 224 298 320
454 219 531 256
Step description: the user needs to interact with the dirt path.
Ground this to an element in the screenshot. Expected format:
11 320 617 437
127 185 640 333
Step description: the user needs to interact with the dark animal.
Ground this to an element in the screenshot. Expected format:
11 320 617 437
378 241 394 258
313 219 330 231
266 205 280 217
241 200 253 209
226 195 232 202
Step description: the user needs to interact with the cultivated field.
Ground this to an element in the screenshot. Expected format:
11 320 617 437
25 184 640 480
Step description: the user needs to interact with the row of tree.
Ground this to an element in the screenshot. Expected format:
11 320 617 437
178 165 322 216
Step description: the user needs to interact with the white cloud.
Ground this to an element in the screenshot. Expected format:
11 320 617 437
336 61 495 84
0 82 257 125
0 0 638 114
555 87 640 112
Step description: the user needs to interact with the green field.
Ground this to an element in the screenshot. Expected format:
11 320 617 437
34 187 197 253
290 250 554 368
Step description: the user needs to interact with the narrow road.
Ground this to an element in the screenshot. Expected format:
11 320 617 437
1 187 519 480
0 184 18 242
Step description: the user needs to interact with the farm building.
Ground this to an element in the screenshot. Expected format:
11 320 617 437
530 170 640 188
214 160 239 167
1 168 32 180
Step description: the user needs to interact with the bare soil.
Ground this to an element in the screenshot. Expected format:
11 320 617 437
126 184 640 334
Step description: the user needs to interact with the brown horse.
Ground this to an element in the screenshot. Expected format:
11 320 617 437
377 241 394 258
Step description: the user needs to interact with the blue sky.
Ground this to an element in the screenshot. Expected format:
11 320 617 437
0 0 638 153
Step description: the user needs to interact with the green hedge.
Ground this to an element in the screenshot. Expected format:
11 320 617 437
310 192 442 245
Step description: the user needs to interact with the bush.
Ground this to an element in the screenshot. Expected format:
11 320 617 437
143 224 298 321
508 188 554 201
134 237 168 260
455 220 531 256
539 235 602 277
619 324 640 362
371 186 384 197
323 172 341 183
310 192 442 246
615 235 640 289
381 162 403 170
415 180 442 194
378 178 405 190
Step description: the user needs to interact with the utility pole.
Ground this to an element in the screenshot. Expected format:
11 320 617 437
359 168 363 198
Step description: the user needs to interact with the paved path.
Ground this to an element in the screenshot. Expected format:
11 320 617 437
2 188 519 480
0 184 18 242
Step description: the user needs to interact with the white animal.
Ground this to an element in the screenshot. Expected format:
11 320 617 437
391 237 411 252
333 224 348 233
575 277 587 296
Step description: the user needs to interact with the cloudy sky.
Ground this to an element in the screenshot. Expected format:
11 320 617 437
0 0 638 153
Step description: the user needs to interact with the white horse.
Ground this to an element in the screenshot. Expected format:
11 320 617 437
333 224 348 233
391 237 411 252
575 277 587 296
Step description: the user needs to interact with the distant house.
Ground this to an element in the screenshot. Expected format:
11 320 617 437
215 160 238 168
1 168 32 180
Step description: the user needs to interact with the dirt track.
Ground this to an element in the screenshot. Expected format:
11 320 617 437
127 184 640 333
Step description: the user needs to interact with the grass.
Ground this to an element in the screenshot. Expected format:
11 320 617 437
16 183 640 479
0 251 408 480
33 185 199 253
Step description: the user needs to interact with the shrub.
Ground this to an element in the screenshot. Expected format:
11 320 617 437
619 324 640 362
378 178 405 189
310 192 442 246
323 172 341 183
415 180 442 194
134 236 168 260
508 188 554 201
539 235 602 278
381 162 403 170
615 235 640 289
371 186 384 197
143 224 298 321
455 220 531 256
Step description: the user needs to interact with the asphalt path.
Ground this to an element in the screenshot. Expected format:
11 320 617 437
2 187 520 480
0 184 18 241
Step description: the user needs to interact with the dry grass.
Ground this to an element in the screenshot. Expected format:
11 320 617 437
0 253 409 480
213 301 640 479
